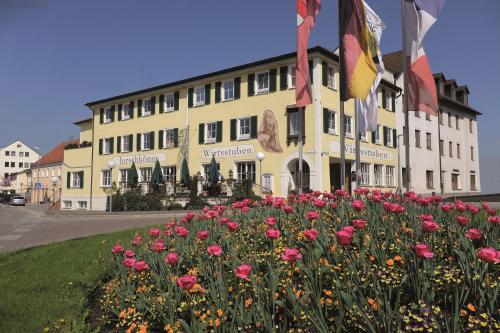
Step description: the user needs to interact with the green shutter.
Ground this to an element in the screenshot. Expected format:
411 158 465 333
66 172 70 189
247 73 255 96
99 108 104 124
149 131 154 149
159 95 164 113
382 89 387 109
215 81 221 103
138 99 142 117
250 116 257 139
188 88 194 108
393 129 397 148
109 137 114 154
117 136 121 153
383 126 388 146
129 101 134 119
151 96 156 115
371 131 376 144
391 93 396 112
234 77 241 99
173 128 179 147
269 68 277 92
230 119 237 141
280 66 288 90
110 105 115 122
205 84 211 105
198 123 204 144
322 61 328 86
159 130 164 149
216 121 223 143
323 108 329 133
137 133 141 151
174 91 179 111
99 139 103 155
118 104 122 121
79 171 84 189
309 60 313 82
129 134 133 152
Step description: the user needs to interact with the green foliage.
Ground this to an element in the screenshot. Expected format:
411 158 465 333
185 176 208 209
112 189 163 211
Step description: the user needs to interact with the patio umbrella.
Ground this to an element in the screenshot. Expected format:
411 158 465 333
208 155 218 184
128 162 139 187
180 158 190 185
151 160 163 185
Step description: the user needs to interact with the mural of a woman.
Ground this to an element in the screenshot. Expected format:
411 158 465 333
257 110 283 153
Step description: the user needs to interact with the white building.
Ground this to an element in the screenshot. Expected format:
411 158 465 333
383 51 481 196
0 140 40 194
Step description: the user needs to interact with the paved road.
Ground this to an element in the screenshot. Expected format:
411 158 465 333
0 205 187 253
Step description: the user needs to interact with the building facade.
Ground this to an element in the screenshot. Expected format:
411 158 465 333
0 140 40 194
383 51 481 195
62 47 400 210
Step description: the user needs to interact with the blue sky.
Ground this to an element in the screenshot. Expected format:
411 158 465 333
1 0 499 193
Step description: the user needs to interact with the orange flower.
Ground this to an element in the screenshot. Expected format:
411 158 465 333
216 309 223 317
294 266 300 273
466 303 476 312
386 259 394 266
367 298 378 310
245 298 253 308
394 255 403 262
138 324 148 333
324 290 332 296
369 256 376 262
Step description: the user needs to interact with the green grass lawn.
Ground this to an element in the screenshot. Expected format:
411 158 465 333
0 227 151 333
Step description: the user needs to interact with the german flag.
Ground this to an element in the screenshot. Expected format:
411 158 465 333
339 0 377 101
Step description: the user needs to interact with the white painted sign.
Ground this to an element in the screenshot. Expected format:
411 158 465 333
201 145 254 158
329 141 393 161
115 153 166 165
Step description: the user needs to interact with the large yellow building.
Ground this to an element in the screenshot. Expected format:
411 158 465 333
61 46 400 210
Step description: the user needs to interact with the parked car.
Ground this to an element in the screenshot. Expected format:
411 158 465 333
0 194 13 204
9 196 26 206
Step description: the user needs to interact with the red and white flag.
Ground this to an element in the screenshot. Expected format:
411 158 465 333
296 0 321 108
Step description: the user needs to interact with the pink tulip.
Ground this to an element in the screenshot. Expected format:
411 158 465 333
123 258 136 268
177 274 197 290
164 252 179 265
343 226 355 235
151 239 166 252
336 230 353 245
234 264 252 280
330 202 337 209
205 210 219 219
441 204 453 212
476 248 500 263
352 219 367 229
111 244 124 253
134 260 149 271
266 228 280 240
283 205 294 214
185 212 196 221
421 220 439 233
265 217 277 226
488 216 499 224
351 200 365 211
306 211 320 220
419 214 434 222
149 228 162 237
468 205 479 215
281 248 302 262
455 202 467 212
175 226 189 237
415 243 434 259
313 199 326 208
124 250 135 258
464 228 482 240
207 245 222 257
226 221 239 232
220 217 229 225
197 230 209 240
303 228 320 241
131 234 142 246
241 206 250 213
456 215 470 227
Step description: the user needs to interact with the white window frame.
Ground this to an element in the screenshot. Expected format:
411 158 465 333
121 135 130 153
345 115 352 138
235 161 256 181
70 172 81 188
141 133 152 151
164 129 176 148
63 200 72 209
262 173 273 193
122 103 131 120
360 163 371 186
327 66 336 90
205 122 217 143
256 71 269 94
101 170 111 188
386 128 393 147
385 166 394 187
165 93 175 112
19 152 24 157
140 167 152 183
288 65 296 89
426 132 432 150
162 166 177 182
238 117 251 140
222 80 234 101
374 164 383 186
103 107 112 123
360 131 367 142
375 125 381 144
142 99 152 116
327 109 337 135
194 86 205 106
78 201 87 209
289 111 300 137
426 170 434 189
103 138 112 155
120 169 129 185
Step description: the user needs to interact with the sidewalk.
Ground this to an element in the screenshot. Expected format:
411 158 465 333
43 208 195 218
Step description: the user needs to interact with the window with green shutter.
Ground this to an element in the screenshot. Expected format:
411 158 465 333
188 88 194 108
248 73 255 96
280 66 288 90
234 77 241 100
230 119 237 141
198 123 205 144
216 121 223 143
269 68 277 92
205 84 211 105
250 116 257 139
215 81 221 103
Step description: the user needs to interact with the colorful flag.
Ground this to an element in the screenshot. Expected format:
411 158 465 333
339 0 377 101
296 0 321 107
356 1 385 132
404 0 445 115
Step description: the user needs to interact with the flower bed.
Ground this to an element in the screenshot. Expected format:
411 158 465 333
100 190 499 332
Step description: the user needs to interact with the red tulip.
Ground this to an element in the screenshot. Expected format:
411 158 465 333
456 215 470 227
415 243 434 259
352 219 367 229
123 258 136 268
265 217 277 226
164 252 179 265
419 214 434 222
207 245 222 257
464 228 482 240
488 216 499 224
134 260 149 271
351 200 365 211
441 204 453 212
111 244 124 253
306 211 320 220
343 226 355 235
476 248 500 263
313 199 326 208
124 250 135 258
335 230 353 245
304 228 320 241
149 228 162 237
131 234 142 246
226 221 239 231
234 264 252 280
283 205 294 214
197 230 209 240
151 239 166 252
175 226 189 237
220 217 229 225
265 228 280 240
177 274 197 290
421 220 439 233
281 248 302 262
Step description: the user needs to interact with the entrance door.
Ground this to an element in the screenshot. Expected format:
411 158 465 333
330 162 352 193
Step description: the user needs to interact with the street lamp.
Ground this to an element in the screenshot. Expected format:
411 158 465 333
256 152 265 196
107 160 116 212
33 146 41 204
51 176 58 205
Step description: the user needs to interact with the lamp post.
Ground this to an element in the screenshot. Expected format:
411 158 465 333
33 146 40 204
397 134 404 194
107 160 116 212
51 176 58 206
256 152 265 196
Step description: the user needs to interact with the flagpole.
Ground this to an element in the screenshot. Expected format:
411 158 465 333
355 99 361 188
338 0 346 191
401 0 411 193
298 107 303 194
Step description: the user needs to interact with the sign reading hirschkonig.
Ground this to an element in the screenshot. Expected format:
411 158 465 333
201 145 254 158
115 153 166 165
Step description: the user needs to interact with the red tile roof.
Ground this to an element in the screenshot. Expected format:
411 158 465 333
36 140 79 166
